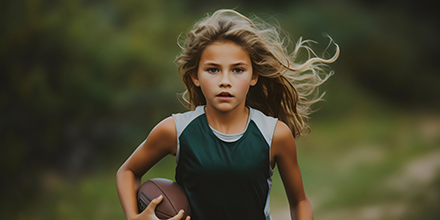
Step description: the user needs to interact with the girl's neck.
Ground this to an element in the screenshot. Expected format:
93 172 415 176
204 105 249 135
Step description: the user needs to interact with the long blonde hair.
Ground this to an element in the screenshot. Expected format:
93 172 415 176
174 9 339 138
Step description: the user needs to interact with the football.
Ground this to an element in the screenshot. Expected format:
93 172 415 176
137 178 191 219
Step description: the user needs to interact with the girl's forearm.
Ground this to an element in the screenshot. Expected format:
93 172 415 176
290 197 313 220
116 168 142 220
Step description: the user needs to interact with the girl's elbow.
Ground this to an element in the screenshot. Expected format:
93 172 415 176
116 165 129 180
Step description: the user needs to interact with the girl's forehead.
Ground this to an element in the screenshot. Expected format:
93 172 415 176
199 41 251 64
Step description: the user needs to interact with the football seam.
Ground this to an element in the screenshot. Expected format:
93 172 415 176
150 180 178 215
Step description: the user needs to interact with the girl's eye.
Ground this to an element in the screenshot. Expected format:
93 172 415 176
207 68 218 73
233 68 244 73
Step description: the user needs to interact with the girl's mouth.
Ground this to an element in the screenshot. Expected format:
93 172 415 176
217 92 233 100
217 92 232 97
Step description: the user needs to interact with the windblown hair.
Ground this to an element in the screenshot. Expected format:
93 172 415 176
174 9 339 138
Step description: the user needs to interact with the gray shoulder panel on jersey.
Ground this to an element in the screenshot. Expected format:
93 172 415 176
249 108 277 220
249 107 278 147
172 106 205 164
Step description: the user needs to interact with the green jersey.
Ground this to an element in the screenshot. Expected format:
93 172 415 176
173 106 277 220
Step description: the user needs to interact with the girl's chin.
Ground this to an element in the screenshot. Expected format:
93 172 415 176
206 102 247 113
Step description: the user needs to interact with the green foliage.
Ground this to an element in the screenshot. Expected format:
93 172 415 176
1 0 439 219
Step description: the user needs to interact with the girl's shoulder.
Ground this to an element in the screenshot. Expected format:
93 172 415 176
172 106 205 136
249 107 294 143
139 116 179 156
271 120 297 156
150 116 178 142
249 107 277 123
273 120 294 140
249 107 278 135
172 106 205 122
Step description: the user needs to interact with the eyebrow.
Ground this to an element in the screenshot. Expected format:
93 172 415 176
202 61 249 66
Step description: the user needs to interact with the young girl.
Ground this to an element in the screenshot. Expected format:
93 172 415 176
116 9 339 220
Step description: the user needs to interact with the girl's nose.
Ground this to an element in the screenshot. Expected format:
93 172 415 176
219 73 231 88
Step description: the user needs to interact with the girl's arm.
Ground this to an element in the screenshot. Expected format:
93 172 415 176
272 121 313 220
116 116 189 220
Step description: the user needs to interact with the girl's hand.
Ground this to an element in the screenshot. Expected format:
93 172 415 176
134 195 191 220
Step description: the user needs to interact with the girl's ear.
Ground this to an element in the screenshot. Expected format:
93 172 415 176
190 71 200 87
250 72 259 86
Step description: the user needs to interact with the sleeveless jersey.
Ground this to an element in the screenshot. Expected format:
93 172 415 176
172 106 278 220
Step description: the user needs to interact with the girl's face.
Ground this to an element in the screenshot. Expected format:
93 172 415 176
192 40 258 113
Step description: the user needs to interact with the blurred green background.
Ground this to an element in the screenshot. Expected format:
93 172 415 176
1 0 439 219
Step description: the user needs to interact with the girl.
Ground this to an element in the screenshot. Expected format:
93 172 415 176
116 9 339 220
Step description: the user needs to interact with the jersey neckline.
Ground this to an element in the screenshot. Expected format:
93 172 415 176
197 105 253 143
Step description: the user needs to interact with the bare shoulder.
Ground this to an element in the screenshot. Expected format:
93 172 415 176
273 120 294 140
272 120 297 159
153 116 176 137
148 116 177 155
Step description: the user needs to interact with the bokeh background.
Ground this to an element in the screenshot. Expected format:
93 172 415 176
1 0 439 219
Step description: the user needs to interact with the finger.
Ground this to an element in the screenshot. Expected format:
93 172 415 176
168 210 185 220
146 195 163 211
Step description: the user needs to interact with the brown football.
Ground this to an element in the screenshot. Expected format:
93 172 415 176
137 178 191 219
